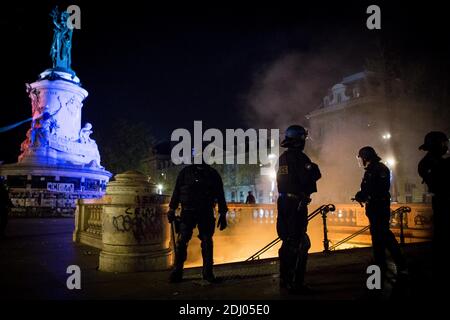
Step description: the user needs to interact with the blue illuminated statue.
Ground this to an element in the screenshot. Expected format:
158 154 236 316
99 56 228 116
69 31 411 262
50 7 73 71
0 6 112 217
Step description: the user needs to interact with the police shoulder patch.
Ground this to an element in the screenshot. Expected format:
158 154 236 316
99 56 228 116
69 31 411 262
278 165 288 175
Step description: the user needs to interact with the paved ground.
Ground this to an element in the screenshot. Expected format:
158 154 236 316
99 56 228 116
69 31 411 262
0 218 434 300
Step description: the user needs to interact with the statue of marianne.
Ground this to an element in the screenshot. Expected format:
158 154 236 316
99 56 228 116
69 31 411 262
49 7 73 71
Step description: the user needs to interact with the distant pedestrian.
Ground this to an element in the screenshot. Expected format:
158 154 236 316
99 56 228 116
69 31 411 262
245 191 256 204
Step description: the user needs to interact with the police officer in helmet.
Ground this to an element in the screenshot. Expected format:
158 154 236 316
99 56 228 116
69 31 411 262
418 131 450 287
354 146 406 280
276 125 321 294
167 149 228 283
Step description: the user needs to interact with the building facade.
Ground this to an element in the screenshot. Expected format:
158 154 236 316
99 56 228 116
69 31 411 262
306 71 430 204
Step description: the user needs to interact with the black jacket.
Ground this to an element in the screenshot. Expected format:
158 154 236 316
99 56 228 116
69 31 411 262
169 164 228 214
276 148 321 197
357 161 391 203
418 153 450 196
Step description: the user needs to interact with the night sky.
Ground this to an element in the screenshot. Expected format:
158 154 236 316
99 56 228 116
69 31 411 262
1 1 449 163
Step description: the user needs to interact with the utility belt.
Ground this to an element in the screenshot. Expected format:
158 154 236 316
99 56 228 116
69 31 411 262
279 193 305 200
366 196 390 203
181 204 214 213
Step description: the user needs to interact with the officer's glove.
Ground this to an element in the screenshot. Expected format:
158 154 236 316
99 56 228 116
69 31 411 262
217 213 227 231
167 209 176 224
354 191 365 203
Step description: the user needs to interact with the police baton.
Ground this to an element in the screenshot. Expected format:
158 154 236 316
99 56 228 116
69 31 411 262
170 220 177 253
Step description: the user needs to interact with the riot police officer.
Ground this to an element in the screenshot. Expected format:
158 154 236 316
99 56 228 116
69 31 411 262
167 160 228 283
354 146 406 278
418 131 450 285
276 125 321 294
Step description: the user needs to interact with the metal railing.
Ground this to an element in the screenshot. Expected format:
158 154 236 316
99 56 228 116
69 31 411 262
328 225 370 251
328 206 411 251
246 204 335 261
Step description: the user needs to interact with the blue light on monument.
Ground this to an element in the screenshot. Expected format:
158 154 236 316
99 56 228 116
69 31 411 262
0 7 111 216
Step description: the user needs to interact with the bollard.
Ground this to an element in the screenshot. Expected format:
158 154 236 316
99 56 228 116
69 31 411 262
99 171 172 272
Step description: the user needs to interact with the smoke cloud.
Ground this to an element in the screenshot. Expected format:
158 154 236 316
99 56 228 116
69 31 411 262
242 42 364 131
242 41 450 204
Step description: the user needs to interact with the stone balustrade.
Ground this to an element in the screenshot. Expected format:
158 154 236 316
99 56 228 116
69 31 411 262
74 171 172 272
73 197 109 248
75 197 432 267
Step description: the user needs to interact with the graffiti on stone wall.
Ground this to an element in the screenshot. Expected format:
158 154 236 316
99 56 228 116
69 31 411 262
414 214 432 227
112 206 162 242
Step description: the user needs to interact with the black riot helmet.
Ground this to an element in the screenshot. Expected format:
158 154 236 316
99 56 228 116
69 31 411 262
357 146 381 167
419 131 449 155
281 125 308 150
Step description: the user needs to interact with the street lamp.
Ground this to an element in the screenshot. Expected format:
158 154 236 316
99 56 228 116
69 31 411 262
382 133 391 140
385 157 396 168
157 184 163 195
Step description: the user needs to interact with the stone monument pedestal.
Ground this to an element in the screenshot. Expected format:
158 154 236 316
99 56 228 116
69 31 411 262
0 69 111 216
99 171 172 272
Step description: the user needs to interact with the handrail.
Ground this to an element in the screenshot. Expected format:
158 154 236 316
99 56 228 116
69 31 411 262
246 203 335 261
329 205 411 251
391 206 411 245
328 225 371 251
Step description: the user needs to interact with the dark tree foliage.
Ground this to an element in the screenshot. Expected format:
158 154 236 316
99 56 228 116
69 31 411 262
95 119 156 175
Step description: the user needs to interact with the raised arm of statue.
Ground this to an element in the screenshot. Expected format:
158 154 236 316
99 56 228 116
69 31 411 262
49 7 73 71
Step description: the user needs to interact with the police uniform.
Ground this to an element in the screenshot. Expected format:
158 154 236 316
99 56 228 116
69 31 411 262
418 149 450 286
419 153 450 244
355 161 405 273
169 164 228 280
276 148 321 290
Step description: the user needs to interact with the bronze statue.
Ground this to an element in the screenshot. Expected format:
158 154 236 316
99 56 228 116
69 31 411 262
50 7 73 71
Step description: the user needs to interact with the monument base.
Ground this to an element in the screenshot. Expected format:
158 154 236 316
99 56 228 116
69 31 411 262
0 161 111 217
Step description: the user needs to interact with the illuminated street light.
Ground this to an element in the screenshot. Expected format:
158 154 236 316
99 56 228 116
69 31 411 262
382 133 391 140
385 157 396 168
157 184 163 195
